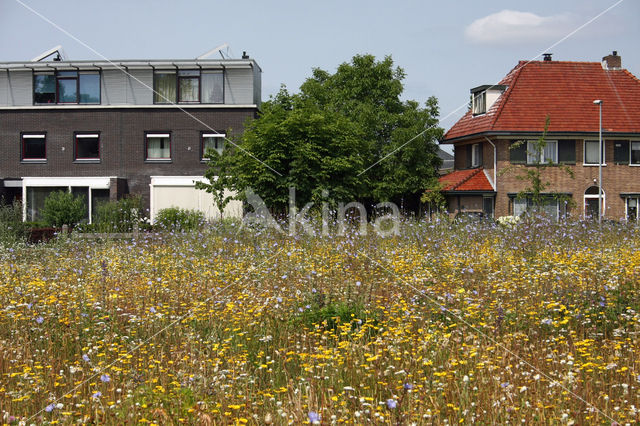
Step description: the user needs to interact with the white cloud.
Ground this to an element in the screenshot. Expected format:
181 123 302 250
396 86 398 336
465 10 575 45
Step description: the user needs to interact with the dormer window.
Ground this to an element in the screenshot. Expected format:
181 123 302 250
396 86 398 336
470 85 507 116
472 91 486 115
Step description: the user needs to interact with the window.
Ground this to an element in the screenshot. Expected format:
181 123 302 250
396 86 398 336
154 72 177 103
33 71 100 104
75 133 100 160
584 140 605 165
154 70 224 104
33 74 55 103
626 196 639 222
512 196 567 221
201 72 224 103
146 133 171 160
21 133 46 161
201 133 225 160
613 140 629 164
527 140 557 164
632 142 640 165
472 91 486 115
178 70 200 103
471 143 481 167
79 73 100 103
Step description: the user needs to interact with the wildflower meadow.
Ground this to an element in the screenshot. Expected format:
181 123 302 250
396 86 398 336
1 218 639 424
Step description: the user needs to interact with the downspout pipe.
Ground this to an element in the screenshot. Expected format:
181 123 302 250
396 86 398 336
484 137 497 191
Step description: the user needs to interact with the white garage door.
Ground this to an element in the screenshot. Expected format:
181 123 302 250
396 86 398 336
150 176 242 223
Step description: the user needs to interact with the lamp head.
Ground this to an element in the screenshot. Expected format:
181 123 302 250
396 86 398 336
593 99 602 105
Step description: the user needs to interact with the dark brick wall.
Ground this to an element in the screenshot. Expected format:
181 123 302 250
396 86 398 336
0 107 256 209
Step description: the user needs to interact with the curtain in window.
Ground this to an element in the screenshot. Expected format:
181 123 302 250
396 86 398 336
543 141 557 163
585 141 600 164
202 72 224 103
526 142 538 164
632 142 640 164
179 78 199 102
514 198 528 216
147 136 170 159
154 73 176 103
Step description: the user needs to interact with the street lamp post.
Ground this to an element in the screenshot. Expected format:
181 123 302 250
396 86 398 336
593 100 603 225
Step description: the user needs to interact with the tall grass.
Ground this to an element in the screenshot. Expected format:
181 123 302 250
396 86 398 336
0 216 638 424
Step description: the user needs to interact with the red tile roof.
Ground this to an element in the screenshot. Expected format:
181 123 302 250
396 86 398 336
444 60 640 141
438 168 494 192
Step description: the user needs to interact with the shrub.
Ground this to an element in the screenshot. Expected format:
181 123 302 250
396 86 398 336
91 195 144 233
155 207 206 232
41 191 87 227
0 199 27 245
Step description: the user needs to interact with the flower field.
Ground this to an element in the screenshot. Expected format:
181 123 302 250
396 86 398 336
1 219 639 425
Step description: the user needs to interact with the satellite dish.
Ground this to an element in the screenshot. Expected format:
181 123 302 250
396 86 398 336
197 43 230 60
31 45 67 62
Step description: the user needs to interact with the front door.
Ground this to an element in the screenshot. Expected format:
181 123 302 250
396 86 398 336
585 198 599 220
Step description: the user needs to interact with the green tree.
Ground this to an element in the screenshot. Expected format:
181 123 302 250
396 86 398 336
199 54 443 213
41 191 87 227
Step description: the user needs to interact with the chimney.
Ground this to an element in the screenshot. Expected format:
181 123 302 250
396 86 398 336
242 51 249 59
543 53 552 62
602 51 621 70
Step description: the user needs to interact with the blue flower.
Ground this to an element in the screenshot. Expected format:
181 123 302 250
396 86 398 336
149 307 157 313
82 354 90 362
100 374 110 383
386 399 397 409
308 411 320 423
92 391 102 399
403 382 413 390
35 316 44 324
45 403 55 412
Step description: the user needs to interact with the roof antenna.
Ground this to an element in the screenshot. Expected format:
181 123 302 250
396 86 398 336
197 43 230 60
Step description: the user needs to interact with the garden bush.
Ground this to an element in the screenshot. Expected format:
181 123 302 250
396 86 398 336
0 199 27 245
155 207 206 232
90 195 144 233
41 191 87 227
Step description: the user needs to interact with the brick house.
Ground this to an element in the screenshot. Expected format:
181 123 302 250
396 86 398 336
439 52 640 221
0 48 261 222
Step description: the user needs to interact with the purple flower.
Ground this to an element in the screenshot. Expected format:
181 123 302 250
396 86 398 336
82 354 90 363
45 403 55 412
308 411 320 423
149 307 157 313
501 382 509 388
276 297 283 303
35 316 44 324
404 383 413 390
92 391 102 399
386 399 397 409
100 374 110 383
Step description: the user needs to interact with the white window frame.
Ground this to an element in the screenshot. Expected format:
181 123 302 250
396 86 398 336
583 186 605 220
584 140 606 166
624 196 639 222
21 177 114 224
526 140 558 165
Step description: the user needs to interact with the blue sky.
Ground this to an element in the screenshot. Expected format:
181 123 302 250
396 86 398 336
1 0 638 141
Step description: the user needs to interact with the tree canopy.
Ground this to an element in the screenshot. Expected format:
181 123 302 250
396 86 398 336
198 54 444 214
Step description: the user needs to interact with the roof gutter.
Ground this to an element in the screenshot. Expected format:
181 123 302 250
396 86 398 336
484 137 497 191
